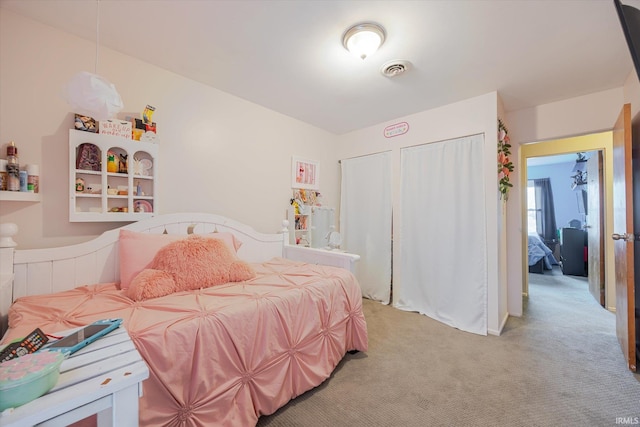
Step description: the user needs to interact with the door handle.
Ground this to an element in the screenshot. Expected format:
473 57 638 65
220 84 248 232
611 233 635 242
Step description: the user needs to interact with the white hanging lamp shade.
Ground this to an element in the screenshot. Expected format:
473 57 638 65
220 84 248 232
64 71 123 121
64 1 123 121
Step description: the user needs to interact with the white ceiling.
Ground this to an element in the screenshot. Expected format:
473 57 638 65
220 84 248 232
1 0 638 135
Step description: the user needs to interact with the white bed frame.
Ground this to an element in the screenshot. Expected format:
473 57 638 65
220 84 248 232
0 212 360 336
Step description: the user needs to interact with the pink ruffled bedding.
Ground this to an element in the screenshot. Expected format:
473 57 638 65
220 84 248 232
2 258 368 426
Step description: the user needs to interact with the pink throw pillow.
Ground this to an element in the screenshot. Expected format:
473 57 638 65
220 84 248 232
151 235 254 291
126 235 255 301
127 269 176 301
118 229 243 290
214 232 243 252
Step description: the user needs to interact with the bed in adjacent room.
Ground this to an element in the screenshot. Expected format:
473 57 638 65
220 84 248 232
527 232 558 273
0 213 368 426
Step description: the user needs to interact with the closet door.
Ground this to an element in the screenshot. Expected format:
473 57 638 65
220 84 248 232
340 152 392 304
395 135 488 335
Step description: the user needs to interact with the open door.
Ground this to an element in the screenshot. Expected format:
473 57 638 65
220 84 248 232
612 103 636 372
587 152 605 306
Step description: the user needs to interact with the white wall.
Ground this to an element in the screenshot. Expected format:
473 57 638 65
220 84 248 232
497 94 508 333
0 10 509 335
0 10 339 249
335 92 506 335
2 7 636 334
505 87 631 316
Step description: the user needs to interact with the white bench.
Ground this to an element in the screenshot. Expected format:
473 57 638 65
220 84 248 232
0 327 149 427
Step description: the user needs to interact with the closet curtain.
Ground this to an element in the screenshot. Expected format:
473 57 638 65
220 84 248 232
533 178 557 247
395 135 487 335
340 152 392 304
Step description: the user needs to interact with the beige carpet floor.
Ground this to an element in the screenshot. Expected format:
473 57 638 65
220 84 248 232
257 268 640 426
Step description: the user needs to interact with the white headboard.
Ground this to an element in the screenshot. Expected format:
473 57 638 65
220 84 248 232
0 212 288 335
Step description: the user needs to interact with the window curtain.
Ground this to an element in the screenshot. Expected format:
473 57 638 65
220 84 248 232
340 152 392 304
394 135 487 335
533 178 558 247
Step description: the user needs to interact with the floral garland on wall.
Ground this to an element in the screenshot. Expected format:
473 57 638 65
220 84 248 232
498 118 514 200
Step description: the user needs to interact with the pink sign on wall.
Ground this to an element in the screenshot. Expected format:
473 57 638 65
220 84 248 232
384 122 409 138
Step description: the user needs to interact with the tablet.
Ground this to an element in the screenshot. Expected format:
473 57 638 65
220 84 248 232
42 318 122 355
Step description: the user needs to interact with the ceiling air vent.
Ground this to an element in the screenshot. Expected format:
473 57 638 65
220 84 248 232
380 60 411 78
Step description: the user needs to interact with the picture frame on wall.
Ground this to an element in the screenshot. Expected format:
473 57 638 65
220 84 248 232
291 156 320 190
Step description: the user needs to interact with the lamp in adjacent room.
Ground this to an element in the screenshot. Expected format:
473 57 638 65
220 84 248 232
63 0 123 121
342 23 386 60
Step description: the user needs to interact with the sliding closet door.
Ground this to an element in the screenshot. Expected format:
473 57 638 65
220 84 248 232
340 152 392 304
395 135 487 335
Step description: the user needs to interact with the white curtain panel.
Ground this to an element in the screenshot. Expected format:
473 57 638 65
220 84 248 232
340 152 392 304
396 135 487 335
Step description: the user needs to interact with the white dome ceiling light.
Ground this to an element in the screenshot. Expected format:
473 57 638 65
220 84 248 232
342 22 386 60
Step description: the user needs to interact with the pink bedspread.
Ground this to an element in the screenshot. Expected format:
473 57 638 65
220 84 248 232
2 258 368 426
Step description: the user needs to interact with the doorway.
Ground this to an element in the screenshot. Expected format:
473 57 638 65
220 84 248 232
520 132 615 311
526 151 603 305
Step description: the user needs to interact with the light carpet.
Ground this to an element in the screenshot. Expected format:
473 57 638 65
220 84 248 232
257 268 640 426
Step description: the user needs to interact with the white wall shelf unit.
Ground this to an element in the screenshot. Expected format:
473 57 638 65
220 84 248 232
69 129 158 222
287 205 312 246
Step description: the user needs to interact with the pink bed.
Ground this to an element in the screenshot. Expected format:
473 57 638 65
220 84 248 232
2 256 368 426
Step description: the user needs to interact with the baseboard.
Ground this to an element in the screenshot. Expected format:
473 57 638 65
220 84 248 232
488 311 510 336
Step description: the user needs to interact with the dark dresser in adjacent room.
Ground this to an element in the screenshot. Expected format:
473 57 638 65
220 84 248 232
560 227 588 276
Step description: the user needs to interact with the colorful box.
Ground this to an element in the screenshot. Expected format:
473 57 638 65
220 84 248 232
99 120 132 139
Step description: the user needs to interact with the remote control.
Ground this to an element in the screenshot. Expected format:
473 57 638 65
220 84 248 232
0 328 49 363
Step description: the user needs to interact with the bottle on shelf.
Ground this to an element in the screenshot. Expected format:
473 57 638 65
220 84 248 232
19 170 27 192
0 159 7 191
6 141 20 192
27 164 39 193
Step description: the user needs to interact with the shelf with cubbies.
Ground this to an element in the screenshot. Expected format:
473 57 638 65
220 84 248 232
69 129 158 222
287 205 312 247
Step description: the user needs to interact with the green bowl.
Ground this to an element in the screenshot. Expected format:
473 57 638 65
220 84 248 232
0 351 64 411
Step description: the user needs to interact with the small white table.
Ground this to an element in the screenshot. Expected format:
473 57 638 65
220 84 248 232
0 327 149 427
283 245 360 273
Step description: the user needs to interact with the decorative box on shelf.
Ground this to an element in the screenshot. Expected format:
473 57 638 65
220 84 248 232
98 120 132 139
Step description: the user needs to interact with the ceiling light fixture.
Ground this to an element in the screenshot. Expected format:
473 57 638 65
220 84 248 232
342 22 386 60
64 0 123 121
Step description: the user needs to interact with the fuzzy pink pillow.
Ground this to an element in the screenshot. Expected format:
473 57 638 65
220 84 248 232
126 235 255 301
119 229 243 290
127 269 176 301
